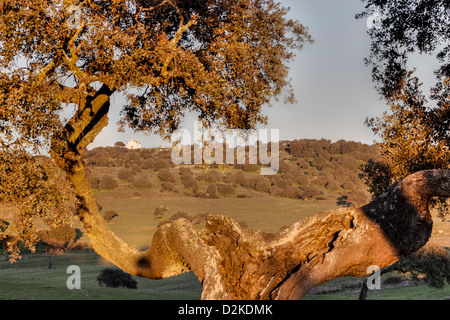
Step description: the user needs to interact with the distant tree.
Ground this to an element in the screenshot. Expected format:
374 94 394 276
114 141 126 148
359 160 393 199
40 224 77 269
358 0 450 219
359 244 450 300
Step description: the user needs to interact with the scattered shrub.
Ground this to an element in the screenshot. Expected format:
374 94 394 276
268 185 283 196
253 176 271 193
325 180 341 191
207 183 219 198
139 148 154 159
209 170 222 182
179 167 193 177
97 268 137 289
99 175 118 190
141 158 155 170
310 156 328 169
279 186 301 199
132 176 152 189
154 159 170 170
161 182 175 191
131 164 142 173
158 169 176 182
88 174 101 189
118 168 135 182
224 171 246 186
278 161 293 173
196 172 215 183
182 177 198 192
341 181 355 190
299 185 322 199
338 154 359 171
217 184 235 196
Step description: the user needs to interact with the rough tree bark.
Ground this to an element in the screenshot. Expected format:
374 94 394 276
51 94 450 299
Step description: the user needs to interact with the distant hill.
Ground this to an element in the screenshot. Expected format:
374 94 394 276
84 138 381 207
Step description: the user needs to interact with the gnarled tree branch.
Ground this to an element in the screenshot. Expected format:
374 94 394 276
57 150 449 300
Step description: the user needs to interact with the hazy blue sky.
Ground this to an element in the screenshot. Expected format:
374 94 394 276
89 0 437 149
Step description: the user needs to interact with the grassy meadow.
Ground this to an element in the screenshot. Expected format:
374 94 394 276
1 140 449 300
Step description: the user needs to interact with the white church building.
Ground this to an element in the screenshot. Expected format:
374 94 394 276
126 139 142 150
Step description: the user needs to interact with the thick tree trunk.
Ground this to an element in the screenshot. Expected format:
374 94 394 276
50 88 450 299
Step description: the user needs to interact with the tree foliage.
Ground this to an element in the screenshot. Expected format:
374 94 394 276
0 0 312 258
358 0 450 218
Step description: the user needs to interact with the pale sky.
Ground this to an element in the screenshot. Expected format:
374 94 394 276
89 0 438 149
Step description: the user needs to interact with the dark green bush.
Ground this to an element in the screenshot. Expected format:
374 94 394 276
97 268 137 289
